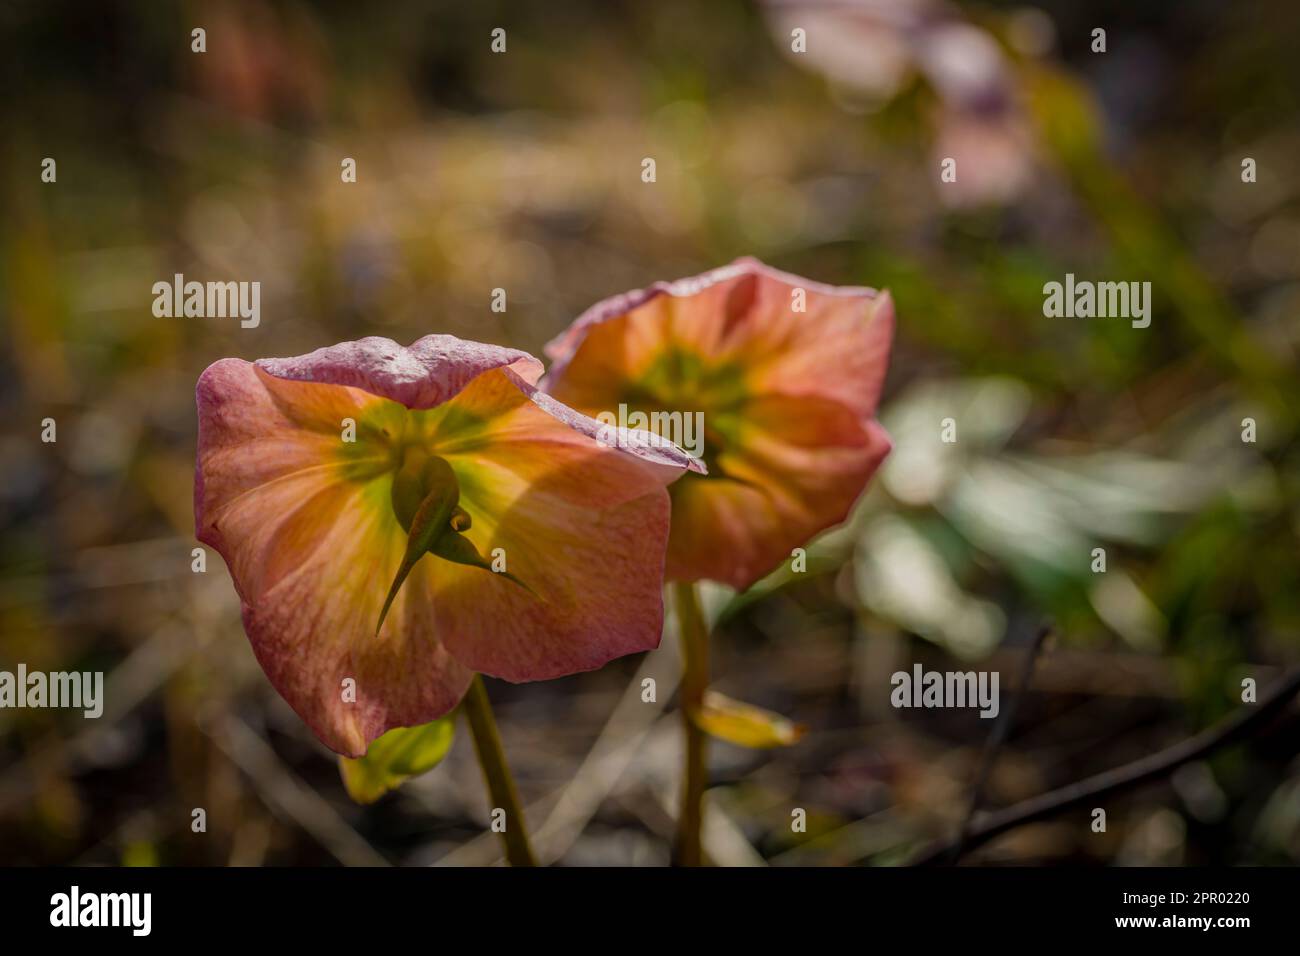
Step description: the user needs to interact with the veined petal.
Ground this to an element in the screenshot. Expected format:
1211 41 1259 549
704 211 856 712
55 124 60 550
237 493 473 758
744 287 893 421
433 485 672 682
195 359 393 600
668 413 892 587
415 366 682 679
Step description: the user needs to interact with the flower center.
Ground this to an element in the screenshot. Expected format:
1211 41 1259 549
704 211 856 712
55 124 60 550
374 447 531 635
617 348 746 478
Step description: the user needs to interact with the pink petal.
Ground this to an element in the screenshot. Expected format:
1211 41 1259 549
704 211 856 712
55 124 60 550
196 359 474 756
420 367 679 678
544 257 892 418
256 334 543 410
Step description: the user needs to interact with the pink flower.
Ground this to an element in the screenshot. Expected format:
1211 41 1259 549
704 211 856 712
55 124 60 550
544 258 894 589
195 335 700 756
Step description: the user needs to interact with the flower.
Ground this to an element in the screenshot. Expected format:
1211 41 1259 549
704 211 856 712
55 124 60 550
195 335 701 756
543 258 894 589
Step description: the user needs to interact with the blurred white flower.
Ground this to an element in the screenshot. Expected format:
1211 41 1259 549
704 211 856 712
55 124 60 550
764 0 1041 206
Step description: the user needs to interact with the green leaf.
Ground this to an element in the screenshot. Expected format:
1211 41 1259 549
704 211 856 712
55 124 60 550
338 717 455 804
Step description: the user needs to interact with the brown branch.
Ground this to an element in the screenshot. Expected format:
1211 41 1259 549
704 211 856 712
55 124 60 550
947 621 1053 863
909 664 1300 866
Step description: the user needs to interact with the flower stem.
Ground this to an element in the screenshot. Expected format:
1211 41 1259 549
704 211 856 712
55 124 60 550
462 674 537 867
672 581 709 866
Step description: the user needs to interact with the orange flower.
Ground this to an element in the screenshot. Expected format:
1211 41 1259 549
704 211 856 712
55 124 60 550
544 258 894 589
195 335 700 756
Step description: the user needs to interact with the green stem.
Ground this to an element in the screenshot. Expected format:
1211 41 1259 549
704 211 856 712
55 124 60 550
672 581 709 866
461 674 537 867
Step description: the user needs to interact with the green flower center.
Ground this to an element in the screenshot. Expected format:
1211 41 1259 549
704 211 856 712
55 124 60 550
619 348 747 478
374 445 531 635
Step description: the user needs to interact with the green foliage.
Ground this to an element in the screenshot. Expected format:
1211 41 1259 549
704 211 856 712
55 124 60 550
339 718 456 805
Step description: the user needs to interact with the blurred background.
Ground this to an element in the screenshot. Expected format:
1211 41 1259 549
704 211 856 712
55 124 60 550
2 0 1298 866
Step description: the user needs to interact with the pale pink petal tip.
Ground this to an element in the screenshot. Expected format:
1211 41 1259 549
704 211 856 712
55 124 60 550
254 334 543 409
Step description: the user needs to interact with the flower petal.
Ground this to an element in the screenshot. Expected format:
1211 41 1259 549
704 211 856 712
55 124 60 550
415 367 680 679
544 257 892 419
256 334 543 409
196 359 472 757
667 410 892 587
433 486 673 682
237 497 473 758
